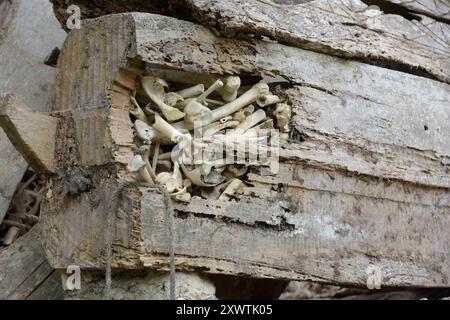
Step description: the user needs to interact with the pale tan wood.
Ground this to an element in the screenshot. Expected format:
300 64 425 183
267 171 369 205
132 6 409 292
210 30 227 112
0 0 66 113
0 95 57 173
137 159 450 287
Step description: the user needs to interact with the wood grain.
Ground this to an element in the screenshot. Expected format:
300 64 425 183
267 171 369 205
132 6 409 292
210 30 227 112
0 227 63 300
49 0 450 82
41 13 450 288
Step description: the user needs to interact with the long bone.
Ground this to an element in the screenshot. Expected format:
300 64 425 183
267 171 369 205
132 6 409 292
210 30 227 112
142 76 185 122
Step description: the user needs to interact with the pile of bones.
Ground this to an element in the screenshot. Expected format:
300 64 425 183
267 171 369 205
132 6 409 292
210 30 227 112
128 73 292 203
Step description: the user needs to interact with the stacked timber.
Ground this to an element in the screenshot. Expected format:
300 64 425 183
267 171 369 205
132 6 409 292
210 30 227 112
0 0 449 298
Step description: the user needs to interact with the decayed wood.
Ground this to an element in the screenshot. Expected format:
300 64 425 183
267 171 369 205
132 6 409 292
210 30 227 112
65 271 216 300
0 95 57 173
49 0 450 83
386 0 450 21
0 134 27 224
41 13 450 288
0 226 64 300
50 0 173 29
0 0 65 221
136 13 450 189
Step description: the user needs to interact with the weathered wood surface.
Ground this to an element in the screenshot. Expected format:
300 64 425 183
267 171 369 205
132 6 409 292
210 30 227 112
41 13 450 287
136 13 450 188
0 134 27 224
49 0 450 83
386 0 450 21
0 0 65 221
0 227 64 300
50 0 173 30
0 95 57 173
46 12 450 183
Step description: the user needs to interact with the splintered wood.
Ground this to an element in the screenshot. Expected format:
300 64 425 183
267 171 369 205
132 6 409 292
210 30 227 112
0 227 63 300
40 12 450 288
127 73 290 203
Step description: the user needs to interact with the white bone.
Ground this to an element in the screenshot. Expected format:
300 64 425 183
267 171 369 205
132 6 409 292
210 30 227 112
142 76 185 122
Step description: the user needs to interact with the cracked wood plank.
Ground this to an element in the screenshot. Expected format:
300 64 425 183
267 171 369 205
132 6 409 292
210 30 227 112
0 227 63 300
0 0 65 223
0 0 64 298
133 13 450 188
279 84 450 188
41 13 450 287
25 271 64 300
172 197 285 225
140 186 450 287
248 163 450 208
386 0 450 21
0 95 57 173
182 0 450 83
49 0 450 82
139 162 450 287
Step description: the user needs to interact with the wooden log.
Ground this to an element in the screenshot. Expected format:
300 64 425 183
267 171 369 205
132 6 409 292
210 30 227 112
49 0 450 83
26 271 64 300
0 94 57 173
0 227 64 300
0 0 65 221
40 13 450 288
65 271 217 300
